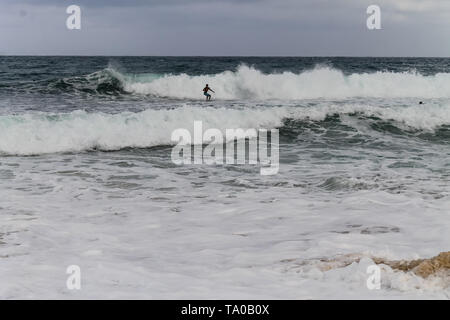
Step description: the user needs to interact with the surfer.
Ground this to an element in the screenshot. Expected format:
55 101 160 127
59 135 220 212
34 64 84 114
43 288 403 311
203 84 215 101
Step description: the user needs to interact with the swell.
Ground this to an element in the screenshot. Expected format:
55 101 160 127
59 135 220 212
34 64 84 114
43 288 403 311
0 68 129 96
46 68 128 95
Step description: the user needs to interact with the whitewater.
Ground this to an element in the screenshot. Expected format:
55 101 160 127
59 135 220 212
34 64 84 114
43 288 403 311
122 65 450 99
0 56 449 299
1 102 450 155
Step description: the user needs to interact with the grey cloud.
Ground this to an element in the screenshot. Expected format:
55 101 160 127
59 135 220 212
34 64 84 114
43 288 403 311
1 0 449 56
2 0 263 8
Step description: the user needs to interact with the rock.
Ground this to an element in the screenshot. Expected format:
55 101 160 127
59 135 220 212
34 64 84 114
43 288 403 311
371 252 449 278
411 252 450 278
312 251 450 279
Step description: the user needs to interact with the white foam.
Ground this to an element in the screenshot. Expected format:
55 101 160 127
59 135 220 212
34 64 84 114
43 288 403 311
123 65 450 99
0 106 289 155
302 103 450 131
1 103 449 155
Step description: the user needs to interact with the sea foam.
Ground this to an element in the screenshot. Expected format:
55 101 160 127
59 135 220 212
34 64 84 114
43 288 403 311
122 65 450 99
0 103 449 155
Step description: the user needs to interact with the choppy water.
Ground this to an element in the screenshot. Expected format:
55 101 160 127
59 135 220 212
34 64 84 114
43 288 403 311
0 56 449 299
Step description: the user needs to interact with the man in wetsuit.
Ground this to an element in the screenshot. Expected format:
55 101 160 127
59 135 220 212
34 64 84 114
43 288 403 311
203 84 215 101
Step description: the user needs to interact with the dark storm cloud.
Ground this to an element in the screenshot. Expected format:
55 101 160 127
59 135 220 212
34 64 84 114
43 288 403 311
1 0 449 56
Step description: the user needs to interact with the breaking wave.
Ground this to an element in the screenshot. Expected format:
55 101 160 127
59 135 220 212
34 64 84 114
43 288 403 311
121 65 450 99
0 104 449 155
37 65 450 100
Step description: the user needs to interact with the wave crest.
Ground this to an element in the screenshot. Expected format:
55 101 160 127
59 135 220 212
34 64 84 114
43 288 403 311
0 106 287 155
122 65 450 99
0 103 449 155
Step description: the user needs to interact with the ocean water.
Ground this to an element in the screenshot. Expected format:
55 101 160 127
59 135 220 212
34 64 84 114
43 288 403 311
0 56 449 299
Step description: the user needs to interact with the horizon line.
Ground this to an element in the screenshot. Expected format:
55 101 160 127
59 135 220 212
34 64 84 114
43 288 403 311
1 54 449 58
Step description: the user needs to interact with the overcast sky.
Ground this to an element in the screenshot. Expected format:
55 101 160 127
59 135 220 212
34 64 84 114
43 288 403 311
1 0 449 56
